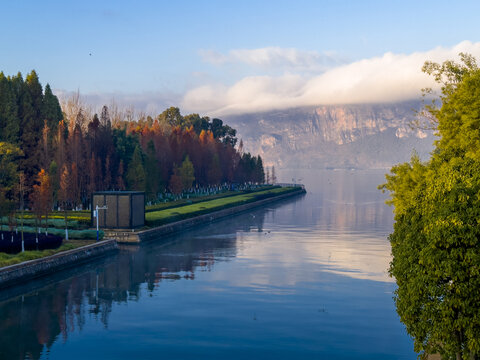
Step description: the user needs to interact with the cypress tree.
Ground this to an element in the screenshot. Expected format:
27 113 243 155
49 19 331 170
126 145 146 191
42 83 63 133
179 155 195 191
25 71 44 133
0 73 19 143
255 156 265 184
145 140 160 200
19 85 41 188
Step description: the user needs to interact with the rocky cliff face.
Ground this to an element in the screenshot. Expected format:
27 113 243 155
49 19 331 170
224 102 434 169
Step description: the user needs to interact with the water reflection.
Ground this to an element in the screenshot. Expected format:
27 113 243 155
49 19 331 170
0 170 414 360
0 208 269 360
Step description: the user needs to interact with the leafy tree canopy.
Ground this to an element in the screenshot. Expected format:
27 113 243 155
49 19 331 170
381 54 480 359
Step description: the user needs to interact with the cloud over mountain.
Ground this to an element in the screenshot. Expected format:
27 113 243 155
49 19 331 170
184 41 480 116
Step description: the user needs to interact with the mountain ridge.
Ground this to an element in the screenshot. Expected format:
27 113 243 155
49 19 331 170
223 101 434 169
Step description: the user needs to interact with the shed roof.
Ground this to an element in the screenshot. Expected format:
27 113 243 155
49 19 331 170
92 191 145 195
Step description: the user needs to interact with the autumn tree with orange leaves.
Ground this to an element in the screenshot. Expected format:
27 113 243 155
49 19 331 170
30 169 53 235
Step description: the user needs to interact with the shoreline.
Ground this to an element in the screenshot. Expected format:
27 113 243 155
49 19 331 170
0 188 305 289
109 187 306 243
0 240 118 289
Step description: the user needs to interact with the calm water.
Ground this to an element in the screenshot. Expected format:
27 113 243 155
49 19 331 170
0 170 415 360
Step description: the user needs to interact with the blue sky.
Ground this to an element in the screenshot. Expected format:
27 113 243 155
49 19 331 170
2 0 480 114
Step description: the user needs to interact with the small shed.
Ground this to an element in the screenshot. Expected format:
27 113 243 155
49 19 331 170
91 191 145 229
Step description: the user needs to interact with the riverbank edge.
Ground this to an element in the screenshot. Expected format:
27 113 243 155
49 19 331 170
0 187 305 289
111 187 306 243
0 239 118 289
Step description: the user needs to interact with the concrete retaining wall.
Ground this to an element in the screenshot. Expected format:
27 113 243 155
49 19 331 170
137 188 306 243
0 189 304 289
0 239 118 289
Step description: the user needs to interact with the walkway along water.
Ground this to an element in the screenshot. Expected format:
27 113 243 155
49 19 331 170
0 187 305 289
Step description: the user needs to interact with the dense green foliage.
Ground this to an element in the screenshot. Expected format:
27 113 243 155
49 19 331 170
0 71 63 189
381 54 480 360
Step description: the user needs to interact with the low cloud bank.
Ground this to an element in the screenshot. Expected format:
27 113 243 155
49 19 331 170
184 41 480 116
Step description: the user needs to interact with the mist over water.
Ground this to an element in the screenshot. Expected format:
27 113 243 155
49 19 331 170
0 170 415 360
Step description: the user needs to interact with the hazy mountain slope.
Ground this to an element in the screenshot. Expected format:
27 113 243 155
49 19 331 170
224 102 434 169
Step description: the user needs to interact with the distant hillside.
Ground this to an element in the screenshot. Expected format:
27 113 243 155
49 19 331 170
223 102 435 169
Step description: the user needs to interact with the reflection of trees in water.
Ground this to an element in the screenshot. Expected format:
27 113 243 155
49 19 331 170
0 274 97 360
0 206 269 359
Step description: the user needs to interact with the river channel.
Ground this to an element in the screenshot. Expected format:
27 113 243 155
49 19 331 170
0 170 415 359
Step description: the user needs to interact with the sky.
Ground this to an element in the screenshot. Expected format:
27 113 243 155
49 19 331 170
3 0 480 116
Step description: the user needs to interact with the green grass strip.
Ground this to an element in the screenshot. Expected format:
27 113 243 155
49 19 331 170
145 186 301 227
145 186 277 213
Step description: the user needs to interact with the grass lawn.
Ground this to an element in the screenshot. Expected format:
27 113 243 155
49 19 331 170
0 239 96 268
146 186 302 226
145 186 277 213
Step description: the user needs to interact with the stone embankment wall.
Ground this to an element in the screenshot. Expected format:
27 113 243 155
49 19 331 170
137 188 306 242
0 189 304 289
0 239 117 289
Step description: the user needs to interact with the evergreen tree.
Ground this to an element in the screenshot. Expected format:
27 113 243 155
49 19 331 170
179 155 195 191
207 153 222 185
145 140 160 200
254 156 265 184
87 114 100 156
0 73 19 143
19 85 41 189
42 83 63 133
25 70 43 117
126 145 146 191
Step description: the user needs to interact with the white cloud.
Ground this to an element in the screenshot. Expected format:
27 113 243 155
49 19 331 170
185 41 480 116
199 47 345 71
